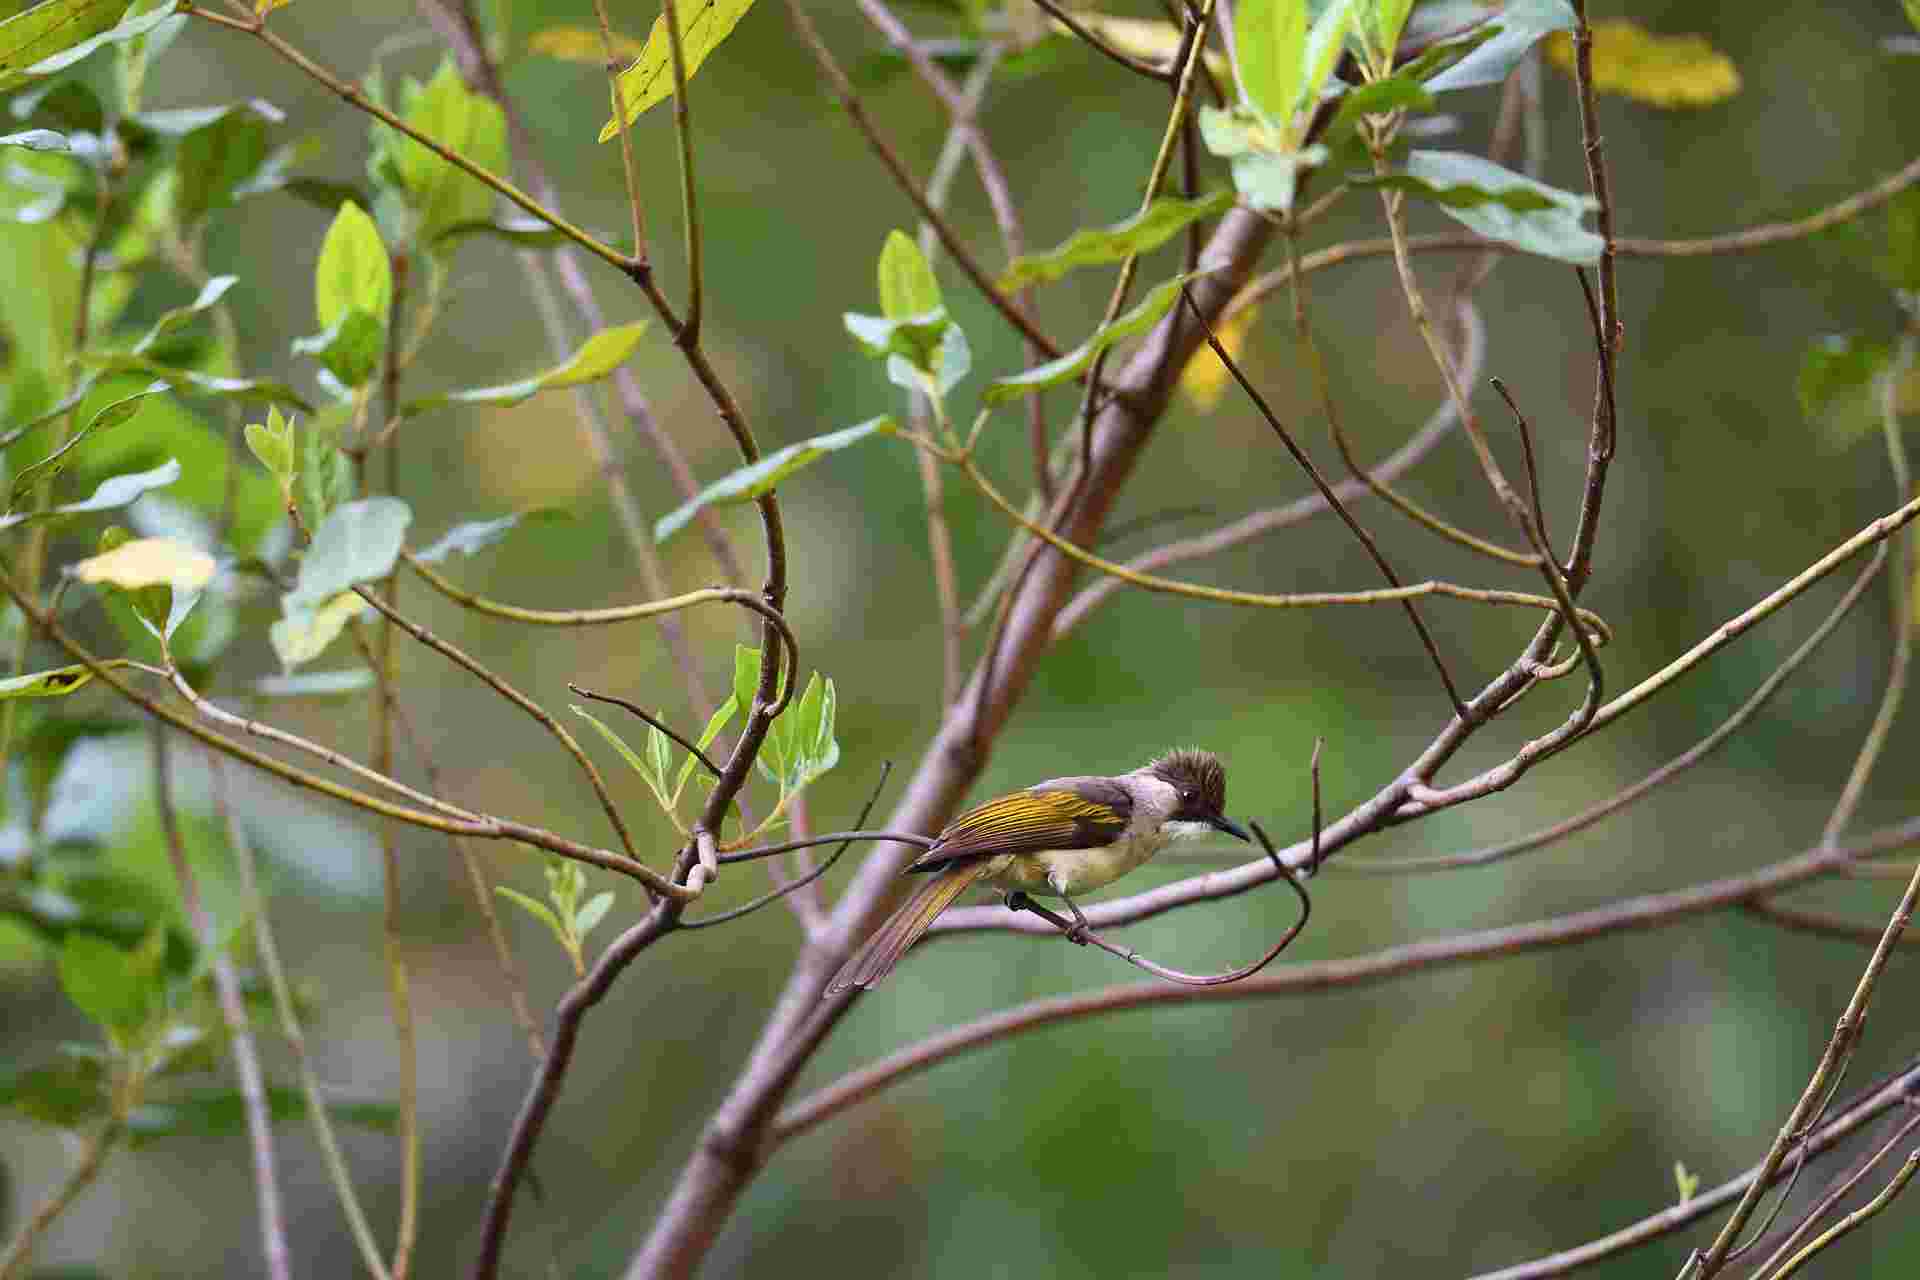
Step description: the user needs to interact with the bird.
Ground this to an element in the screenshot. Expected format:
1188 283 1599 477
827 748 1249 994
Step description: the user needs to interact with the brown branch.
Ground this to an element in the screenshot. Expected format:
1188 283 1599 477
772 818 1920 1145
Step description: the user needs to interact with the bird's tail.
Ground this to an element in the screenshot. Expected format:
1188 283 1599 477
827 864 984 994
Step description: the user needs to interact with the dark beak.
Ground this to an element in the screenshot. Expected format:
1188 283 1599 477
1209 813 1252 843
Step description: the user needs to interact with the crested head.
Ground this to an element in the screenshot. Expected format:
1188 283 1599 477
1144 748 1227 818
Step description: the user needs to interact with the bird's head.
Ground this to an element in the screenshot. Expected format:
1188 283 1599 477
1144 748 1250 843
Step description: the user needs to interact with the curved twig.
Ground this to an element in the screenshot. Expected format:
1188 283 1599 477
681 764 896 930
1006 818 1311 987
718 829 937 865
569 684 722 780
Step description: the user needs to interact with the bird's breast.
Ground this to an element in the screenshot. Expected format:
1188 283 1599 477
979 827 1170 896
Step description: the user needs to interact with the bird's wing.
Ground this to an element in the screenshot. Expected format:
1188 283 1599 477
907 778 1132 872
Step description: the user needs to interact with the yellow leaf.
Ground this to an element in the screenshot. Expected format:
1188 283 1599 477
1544 20 1740 109
254 0 290 13
528 25 645 65
270 590 371 669
1179 302 1257 411
72 537 216 591
598 0 758 143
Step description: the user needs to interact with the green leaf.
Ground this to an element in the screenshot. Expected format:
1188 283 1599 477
268 590 368 671
1368 0 1417 58
253 668 376 699
0 1054 108 1130
312 200 391 332
0 661 132 699
1354 150 1602 265
1198 106 1321 212
1328 73 1436 138
1797 334 1892 441
1673 1160 1700 1204
573 891 613 939
1908 0 1920 34
164 101 278 229
7 382 169 506
986 271 1210 403
0 0 163 95
1298 0 1362 119
0 458 181 532
1000 190 1235 290
495 884 567 946
404 321 649 413
1235 0 1307 123
298 410 352 528
390 58 509 245
571 705 673 809
671 695 734 801
654 417 896 544
285 497 412 612
244 405 294 488
131 275 237 355
0 128 67 150
292 304 384 388
760 671 837 790
877 229 942 321
844 308 951 373
598 0 760 142
732 642 772 719
1424 0 1575 92
646 724 673 795
58 933 152 1034
413 510 567 564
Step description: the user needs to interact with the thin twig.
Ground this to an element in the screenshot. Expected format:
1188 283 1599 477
1765 1148 1919 1280
0 1121 122 1280
151 728 290 1280
569 683 722 779
774 820 1920 1145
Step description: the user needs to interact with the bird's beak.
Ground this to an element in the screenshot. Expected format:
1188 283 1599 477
1210 814 1252 843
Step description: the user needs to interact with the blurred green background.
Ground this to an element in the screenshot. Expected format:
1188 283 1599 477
4 1 1920 1276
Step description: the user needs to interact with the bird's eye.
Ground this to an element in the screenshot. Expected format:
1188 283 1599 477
1181 788 1195 803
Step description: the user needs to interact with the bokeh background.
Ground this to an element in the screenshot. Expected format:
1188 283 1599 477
4 1 1919 1276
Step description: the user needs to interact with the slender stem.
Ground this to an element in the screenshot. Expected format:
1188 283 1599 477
184 4 632 271
1691 862 1920 1274
151 729 290 1280
657 0 702 341
1751 1109 1920 1276
212 762 392 1280
1766 1149 1919 1280
773 819 1920 1145
591 0 648 264
950 443 1605 629
0 1122 123 1280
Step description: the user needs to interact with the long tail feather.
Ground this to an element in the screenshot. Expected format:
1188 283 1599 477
827 865 983 994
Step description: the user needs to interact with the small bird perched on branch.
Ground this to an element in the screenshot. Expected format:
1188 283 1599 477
827 749 1249 994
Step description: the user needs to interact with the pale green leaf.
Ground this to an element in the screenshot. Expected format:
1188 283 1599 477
0 1 176 95
413 510 566 563
244 405 294 486
655 417 896 544
672 695 735 801
132 275 238 355
0 128 67 150
7 382 170 506
1354 150 1601 264
0 458 182 531
0 660 132 699
253 668 376 699
573 891 614 939
1424 0 1575 92
391 58 509 244
877 229 942 321
598 0 760 142
1235 0 1307 123
999 190 1235 290
58 933 151 1034
572 704 673 809
268 590 370 669
1298 0 1361 119
406 322 648 413
986 271 1210 403
313 201 391 331
285 497 412 612
494 885 567 945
